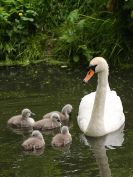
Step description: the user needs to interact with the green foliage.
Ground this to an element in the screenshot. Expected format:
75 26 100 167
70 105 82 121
54 9 92 63
54 9 121 65
123 0 133 32
51 0 133 66
0 0 38 61
0 0 133 67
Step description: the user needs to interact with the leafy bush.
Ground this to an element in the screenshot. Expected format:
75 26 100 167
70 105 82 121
0 0 38 61
53 9 120 65
0 0 133 67
52 0 133 66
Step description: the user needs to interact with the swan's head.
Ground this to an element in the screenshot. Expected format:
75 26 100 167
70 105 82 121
31 130 44 140
84 57 109 83
21 108 35 119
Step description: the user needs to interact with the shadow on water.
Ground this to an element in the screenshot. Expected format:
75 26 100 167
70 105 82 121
0 64 132 177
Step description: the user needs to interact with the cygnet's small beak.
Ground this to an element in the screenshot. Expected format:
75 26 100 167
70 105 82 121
57 119 62 126
57 119 61 123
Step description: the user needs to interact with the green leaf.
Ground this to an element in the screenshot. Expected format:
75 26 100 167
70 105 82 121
78 45 93 60
4 44 15 53
131 11 133 18
21 16 34 22
67 9 79 24
26 10 38 16
73 55 80 62
77 19 86 29
0 7 4 13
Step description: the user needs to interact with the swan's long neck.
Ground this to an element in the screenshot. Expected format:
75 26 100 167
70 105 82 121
86 70 109 136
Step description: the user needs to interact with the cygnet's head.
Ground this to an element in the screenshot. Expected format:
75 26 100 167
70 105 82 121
51 113 61 123
61 126 69 134
21 108 35 119
62 104 73 114
84 57 109 83
31 130 43 140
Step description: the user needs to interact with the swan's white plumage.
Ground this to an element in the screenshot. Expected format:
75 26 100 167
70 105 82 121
77 57 125 137
78 90 125 136
78 92 95 132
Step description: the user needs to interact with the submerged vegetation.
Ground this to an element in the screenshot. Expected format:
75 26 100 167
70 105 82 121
0 0 133 67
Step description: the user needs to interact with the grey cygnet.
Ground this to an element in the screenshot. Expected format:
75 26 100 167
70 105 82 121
21 130 45 151
7 108 35 128
43 104 73 121
51 126 72 147
33 112 61 130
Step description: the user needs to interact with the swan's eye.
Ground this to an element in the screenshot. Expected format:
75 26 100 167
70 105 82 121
88 65 97 72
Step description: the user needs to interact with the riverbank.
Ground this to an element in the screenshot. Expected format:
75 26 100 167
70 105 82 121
1 1 133 68
0 56 133 70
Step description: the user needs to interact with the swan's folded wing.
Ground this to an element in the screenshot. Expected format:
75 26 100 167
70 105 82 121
77 92 95 132
104 91 125 132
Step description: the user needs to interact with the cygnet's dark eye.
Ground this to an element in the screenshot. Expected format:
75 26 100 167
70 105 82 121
57 119 61 122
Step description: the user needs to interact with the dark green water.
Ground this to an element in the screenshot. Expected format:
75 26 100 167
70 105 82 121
0 64 132 177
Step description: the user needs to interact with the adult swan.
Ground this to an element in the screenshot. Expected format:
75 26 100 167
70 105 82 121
77 57 125 137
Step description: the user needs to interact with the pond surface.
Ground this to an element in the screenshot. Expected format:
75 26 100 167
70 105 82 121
0 64 132 177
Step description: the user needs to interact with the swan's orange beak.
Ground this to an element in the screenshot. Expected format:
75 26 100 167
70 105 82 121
83 69 95 83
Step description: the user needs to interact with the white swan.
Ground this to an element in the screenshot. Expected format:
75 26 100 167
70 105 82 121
77 57 125 137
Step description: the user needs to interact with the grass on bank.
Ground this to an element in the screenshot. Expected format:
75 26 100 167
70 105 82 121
0 0 133 68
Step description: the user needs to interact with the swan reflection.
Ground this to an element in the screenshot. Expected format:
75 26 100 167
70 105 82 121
80 124 125 177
